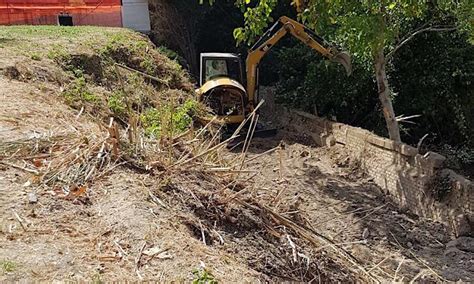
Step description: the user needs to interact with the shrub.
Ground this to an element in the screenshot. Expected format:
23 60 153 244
107 91 127 116
140 99 200 138
62 76 99 106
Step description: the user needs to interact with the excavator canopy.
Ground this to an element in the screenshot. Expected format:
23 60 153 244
199 53 244 86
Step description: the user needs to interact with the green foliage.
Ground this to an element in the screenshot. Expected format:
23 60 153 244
141 108 162 137
299 1 430 60
275 43 385 133
233 1 472 59
227 0 473 75
233 0 278 45
174 99 200 131
1 260 16 273
62 76 99 106
107 90 127 116
274 27 473 146
47 44 70 62
192 268 217 284
141 99 199 138
139 56 157 75
100 33 134 55
390 31 474 146
157 46 180 61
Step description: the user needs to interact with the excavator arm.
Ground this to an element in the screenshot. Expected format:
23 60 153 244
246 16 352 108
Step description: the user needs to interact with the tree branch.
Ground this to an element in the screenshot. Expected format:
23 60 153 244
386 25 458 61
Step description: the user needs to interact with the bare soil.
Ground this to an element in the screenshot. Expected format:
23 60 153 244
228 133 474 282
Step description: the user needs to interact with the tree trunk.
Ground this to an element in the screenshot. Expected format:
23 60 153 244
374 50 401 142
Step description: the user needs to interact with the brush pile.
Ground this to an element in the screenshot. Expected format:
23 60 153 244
0 102 383 281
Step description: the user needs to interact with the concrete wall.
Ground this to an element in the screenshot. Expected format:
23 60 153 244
121 0 151 33
283 108 473 236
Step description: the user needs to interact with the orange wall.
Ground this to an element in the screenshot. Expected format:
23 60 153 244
0 0 122 26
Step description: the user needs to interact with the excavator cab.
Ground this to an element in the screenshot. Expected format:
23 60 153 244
198 53 248 124
199 53 244 86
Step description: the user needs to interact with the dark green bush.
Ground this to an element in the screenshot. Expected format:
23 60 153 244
274 30 473 148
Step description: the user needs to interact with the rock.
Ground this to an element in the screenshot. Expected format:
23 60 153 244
28 192 38 204
300 150 310 157
447 237 474 253
455 214 473 237
362 228 370 239
443 246 459 258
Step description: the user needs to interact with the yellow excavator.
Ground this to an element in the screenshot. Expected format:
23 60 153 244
196 16 351 138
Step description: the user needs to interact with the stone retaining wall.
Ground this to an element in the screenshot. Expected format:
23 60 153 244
283 108 473 236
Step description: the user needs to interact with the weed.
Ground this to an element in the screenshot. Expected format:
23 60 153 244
157 46 180 61
140 99 199 138
30 53 41 61
132 40 147 52
83 91 99 103
173 99 199 132
1 260 16 273
192 268 217 284
62 76 99 106
108 90 127 115
99 33 133 57
73 69 84 77
139 56 157 75
47 44 70 62
141 108 162 137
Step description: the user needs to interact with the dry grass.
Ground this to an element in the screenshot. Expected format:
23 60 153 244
0 99 382 281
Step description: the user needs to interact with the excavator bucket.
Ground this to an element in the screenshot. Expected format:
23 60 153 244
331 51 352 76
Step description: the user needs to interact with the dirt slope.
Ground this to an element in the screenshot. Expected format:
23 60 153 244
0 75 259 282
0 26 258 282
1 26 473 282
228 133 473 282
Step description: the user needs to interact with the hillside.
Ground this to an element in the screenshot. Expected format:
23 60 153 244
0 26 258 282
0 26 472 282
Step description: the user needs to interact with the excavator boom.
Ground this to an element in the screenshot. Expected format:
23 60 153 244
246 16 352 108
